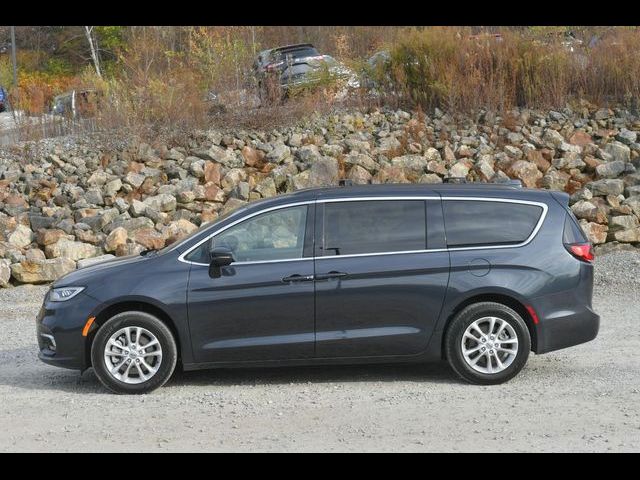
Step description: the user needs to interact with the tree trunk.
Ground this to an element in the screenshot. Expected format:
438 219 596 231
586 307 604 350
84 26 102 78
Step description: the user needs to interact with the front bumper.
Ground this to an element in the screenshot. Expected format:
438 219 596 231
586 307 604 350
36 290 101 371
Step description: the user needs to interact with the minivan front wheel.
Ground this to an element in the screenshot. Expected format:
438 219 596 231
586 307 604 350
91 311 177 394
445 302 531 385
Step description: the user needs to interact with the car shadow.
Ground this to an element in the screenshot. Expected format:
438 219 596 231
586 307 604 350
168 361 460 388
0 345 463 394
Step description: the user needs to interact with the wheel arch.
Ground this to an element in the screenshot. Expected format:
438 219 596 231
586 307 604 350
440 291 538 359
85 299 182 368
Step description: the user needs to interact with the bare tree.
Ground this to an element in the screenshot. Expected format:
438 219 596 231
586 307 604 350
84 26 102 78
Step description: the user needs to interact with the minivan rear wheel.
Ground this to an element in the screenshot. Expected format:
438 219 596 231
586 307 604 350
91 311 177 394
445 302 531 385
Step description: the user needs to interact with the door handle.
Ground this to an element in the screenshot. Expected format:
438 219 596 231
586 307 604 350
282 274 315 283
315 271 348 281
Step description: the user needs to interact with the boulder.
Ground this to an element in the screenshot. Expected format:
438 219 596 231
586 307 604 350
373 166 409 184
221 198 248 215
10 258 76 284
579 221 608 245
589 179 625 197
449 161 470 179
417 173 443 184
616 129 637 145
569 131 592 147
608 215 639 232
424 147 442 163
255 178 277 198
163 219 199 244
296 145 322 165
571 200 607 223
104 217 154 235
104 178 122 197
0 259 10 288
203 182 225 202
309 157 339 186
7 224 34 249
105 227 128 253
124 171 146 188
543 129 565 147
45 238 98 261
475 156 495 181
612 228 640 243
204 161 222 184
129 199 147 217
541 169 570 191
391 155 426 177
596 160 626 179
508 160 542 188
25 248 46 262
604 141 631 164
346 165 373 184
526 150 551 173
132 228 166 250
266 143 291 164
143 193 177 212
344 153 377 173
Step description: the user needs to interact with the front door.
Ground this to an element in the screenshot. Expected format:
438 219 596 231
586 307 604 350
313 199 450 358
186 203 316 363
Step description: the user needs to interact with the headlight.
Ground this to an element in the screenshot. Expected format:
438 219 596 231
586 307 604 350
49 287 85 302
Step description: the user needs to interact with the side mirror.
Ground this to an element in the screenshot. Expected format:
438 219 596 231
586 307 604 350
209 247 234 278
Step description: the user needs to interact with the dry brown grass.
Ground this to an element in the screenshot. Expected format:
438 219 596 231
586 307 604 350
380 27 640 113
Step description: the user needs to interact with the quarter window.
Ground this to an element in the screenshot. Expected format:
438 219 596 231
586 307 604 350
443 200 543 247
322 200 426 256
186 205 308 263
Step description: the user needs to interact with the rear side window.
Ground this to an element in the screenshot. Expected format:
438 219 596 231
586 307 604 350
563 211 588 244
273 47 319 63
443 200 543 247
323 200 426 256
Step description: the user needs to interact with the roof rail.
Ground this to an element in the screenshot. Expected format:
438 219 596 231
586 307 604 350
443 178 523 188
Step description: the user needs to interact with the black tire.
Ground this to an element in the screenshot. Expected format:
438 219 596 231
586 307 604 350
91 311 177 394
445 302 531 385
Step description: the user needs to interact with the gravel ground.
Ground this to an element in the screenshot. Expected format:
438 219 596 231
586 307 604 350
1 251 639 452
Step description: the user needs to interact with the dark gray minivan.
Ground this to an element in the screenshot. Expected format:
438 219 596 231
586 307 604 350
37 182 599 393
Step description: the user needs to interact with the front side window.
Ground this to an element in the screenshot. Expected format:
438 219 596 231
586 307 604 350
443 200 543 247
186 205 308 264
322 200 426 256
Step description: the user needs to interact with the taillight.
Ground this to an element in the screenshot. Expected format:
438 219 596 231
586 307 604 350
566 243 594 263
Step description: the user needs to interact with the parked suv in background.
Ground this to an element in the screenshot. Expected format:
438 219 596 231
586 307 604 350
253 43 323 101
37 182 599 394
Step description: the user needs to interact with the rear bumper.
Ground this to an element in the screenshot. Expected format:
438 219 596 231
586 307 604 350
534 303 600 354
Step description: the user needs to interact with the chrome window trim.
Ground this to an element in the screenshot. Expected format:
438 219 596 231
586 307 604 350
178 195 548 266
315 248 447 261
441 196 548 251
